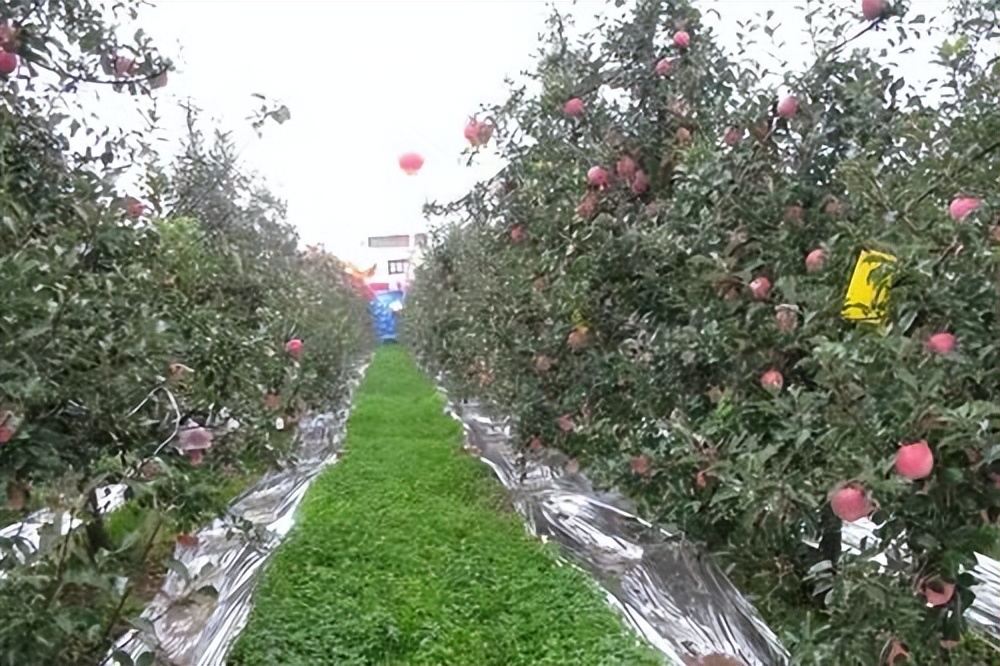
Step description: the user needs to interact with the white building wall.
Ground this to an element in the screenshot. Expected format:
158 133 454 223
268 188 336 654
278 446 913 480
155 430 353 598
343 233 426 292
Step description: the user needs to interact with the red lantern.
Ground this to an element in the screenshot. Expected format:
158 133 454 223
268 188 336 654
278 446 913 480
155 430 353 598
399 152 424 175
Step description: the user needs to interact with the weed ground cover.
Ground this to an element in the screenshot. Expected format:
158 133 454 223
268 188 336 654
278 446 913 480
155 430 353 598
230 345 660 666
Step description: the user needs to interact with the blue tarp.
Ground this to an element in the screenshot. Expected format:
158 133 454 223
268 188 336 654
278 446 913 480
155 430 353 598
370 290 404 342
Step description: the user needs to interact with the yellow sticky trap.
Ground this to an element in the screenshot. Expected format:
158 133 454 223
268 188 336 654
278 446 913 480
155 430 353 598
842 249 898 324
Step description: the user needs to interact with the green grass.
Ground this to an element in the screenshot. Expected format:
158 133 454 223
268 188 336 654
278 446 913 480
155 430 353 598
229 346 661 666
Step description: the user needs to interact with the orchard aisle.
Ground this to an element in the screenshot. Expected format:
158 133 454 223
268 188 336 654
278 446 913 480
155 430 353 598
228 346 661 666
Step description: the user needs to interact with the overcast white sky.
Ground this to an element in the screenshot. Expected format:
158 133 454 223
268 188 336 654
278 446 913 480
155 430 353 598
96 0 956 262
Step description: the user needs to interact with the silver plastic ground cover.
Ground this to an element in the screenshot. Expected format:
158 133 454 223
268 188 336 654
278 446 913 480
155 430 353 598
102 359 369 666
444 395 1000 664
442 397 789 666
5 346 987 665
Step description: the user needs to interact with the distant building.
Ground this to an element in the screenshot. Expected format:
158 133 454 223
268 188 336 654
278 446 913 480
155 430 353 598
344 232 427 294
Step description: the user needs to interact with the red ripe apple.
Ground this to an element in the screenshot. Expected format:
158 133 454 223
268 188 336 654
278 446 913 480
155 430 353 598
673 31 690 49
0 49 17 76
805 248 827 273
862 0 888 21
895 440 934 480
948 196 980 220
830 482 873 522
616 156 638 182
777 96 799 119
285 338 304 360
564 97 585 117
749 276 771 300
760 369 784 391
587 166 609 188
654 58 674 77
925 332 956 355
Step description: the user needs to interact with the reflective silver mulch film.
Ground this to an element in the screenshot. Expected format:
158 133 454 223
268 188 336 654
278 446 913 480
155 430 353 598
5 348 993 666
103 360 369 666
443 395 1000 666
442 397 789 666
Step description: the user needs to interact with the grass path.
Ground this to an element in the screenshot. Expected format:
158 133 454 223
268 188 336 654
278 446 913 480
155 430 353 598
229 346 660 666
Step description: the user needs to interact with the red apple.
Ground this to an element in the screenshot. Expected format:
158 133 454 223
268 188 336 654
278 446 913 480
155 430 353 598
925 332 956 355
895 440 934 480
564 98 585 117
0 49 17 76
862 0 888 21
805 248 827 273
749 276 771 300
777 96 799 119
830 482 874 522
760 369 784 391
